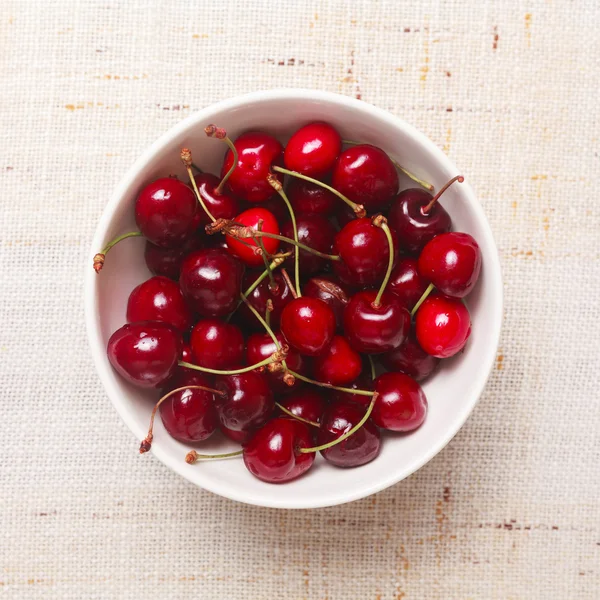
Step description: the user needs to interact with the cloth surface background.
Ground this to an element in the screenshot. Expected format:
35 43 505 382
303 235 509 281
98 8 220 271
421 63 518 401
1 1 598 598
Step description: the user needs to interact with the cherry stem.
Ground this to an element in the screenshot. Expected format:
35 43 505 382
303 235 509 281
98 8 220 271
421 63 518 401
247 230 340 261
280 269 298 300
275 402 319 428
410 282 435 317
186 449 243 464
265 299 273 329
271 165 366 218
179 354 281 375
286 369 376 397
93 231 143 273
421 175 464 215
299 393 377 454
255 219 276 289
139 385 225 454
368 355 376 380
371 217 394 307
204 125 238 195
181 148 217 222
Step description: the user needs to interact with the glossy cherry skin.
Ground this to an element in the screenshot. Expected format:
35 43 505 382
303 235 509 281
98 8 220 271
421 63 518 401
126 276 193 333
214 371 274 432
107 321 182 388
225 207 280 267
135 177 198 248
313 335 362 386
144 234 204 280
221 131 283 202
379 331 440 381
280 297 336 356
415 295 471 358
220 425 255 445
343 290 410 354
332 145 398 210
388 188 451 255
190 319 244 370
287 178 337 216
284 122 342 177
179 248 244 317
281 214 337 276
243 418 315 483
388 258 428 310
373 372 427 431
418 232 481 298
278 389 326 424
317 401 381 467
193 172 240 224
303 275 350 331
332 372 374 408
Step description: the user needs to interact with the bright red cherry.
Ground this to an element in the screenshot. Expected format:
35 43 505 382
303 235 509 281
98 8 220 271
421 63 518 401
214 372 274 432
190 319 244 370
144 234 204 280
332 373 374 408
179 248 244 317
284 122 342 177
193 172 240 224
373 372 427 431
287 178 337 216
343 290 410 354
220 424 255 445
221 131 283 202
303 275 350 331
225 207 280 267
388 258 428 310
379 331 440 381
126 275 193 333
243 418 315 483
278 389 326 425
418 232 481 298
135 177 198 248
107 321 182 388
313 335 362 386
280 297 336 356
317 401 381 467
332 144 398 211
281 214 337 276
415 294 471 358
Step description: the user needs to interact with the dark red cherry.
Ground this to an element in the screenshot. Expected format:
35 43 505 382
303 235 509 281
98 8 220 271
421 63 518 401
259 194 289 223
303 275 350 331
190 319 244 370
284 122 341 177
332 373 374 408
418 232 481 298
144 234 204 280
332 144 398 210
179 248 244 317
107 321 182 388
388 258 428 310
168 352 211 387
126 276 193 333
335 202 361 229
280 297 336 356
193 172 241 224
317 401 381 467
379 331 440 381
287 178 337 216
373 372 427 431
135 177 198 248
221 131 283 202
225 207 280 267
221 425 255 445
243 418 315 483
313 335 362 386
343 290 410 354
415 295 471 358
278 389 326 424
281 214 337 276
214 371 274 432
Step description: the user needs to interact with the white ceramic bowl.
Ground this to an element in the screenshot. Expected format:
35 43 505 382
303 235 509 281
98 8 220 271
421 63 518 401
85 89 502 509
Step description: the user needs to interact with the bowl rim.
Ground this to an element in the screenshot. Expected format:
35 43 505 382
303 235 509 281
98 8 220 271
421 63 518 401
85 88 503 509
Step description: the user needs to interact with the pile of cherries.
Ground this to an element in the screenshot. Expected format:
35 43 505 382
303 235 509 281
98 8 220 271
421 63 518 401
96 120 481 484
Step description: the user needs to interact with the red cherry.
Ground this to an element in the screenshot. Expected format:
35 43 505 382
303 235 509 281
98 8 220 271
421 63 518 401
418 232 481 298
135 177 198 248
343 290 410 354
373 372 427 431
317 401 381 467
193 172 241 224
190 319 244 370
214 371 274 432
415 295 471 358
258 194 289 223
221 131 283 202
281 214 337 276
280 297 336 356
107 321 182 388
221 425 255 445
144 234 204 280
388 258 428 310
278 389 326 425
313 335 362 386
179 248 244 317
126 275 193 332
379 331 440 381
332 373 374 408
243 418 315 483
287 178 337 216
284 122 342 177
225 207 280 267
332 144 398 210
303 275 350 331
167 356 212 389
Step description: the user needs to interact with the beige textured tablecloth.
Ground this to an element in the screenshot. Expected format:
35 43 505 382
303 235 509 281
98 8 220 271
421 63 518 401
1 1 599 598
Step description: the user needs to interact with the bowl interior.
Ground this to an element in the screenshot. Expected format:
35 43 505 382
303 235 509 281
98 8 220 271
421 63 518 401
86 91 502 509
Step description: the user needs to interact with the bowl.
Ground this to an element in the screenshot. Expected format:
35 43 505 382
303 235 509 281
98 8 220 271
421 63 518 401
85 89 502 509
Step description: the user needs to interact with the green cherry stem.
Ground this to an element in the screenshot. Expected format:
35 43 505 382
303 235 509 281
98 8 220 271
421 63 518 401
93 231 143 273
205 125 238 195
178 354 280 375
371 216 395 308
286 370 375 397
181 147 217 223
368 355 376 380
275 402 320 428
410 282 435 317
186 449 243 464
255 219 277 289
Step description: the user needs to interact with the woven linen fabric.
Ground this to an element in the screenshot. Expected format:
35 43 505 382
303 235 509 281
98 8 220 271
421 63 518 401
1 0 599 598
